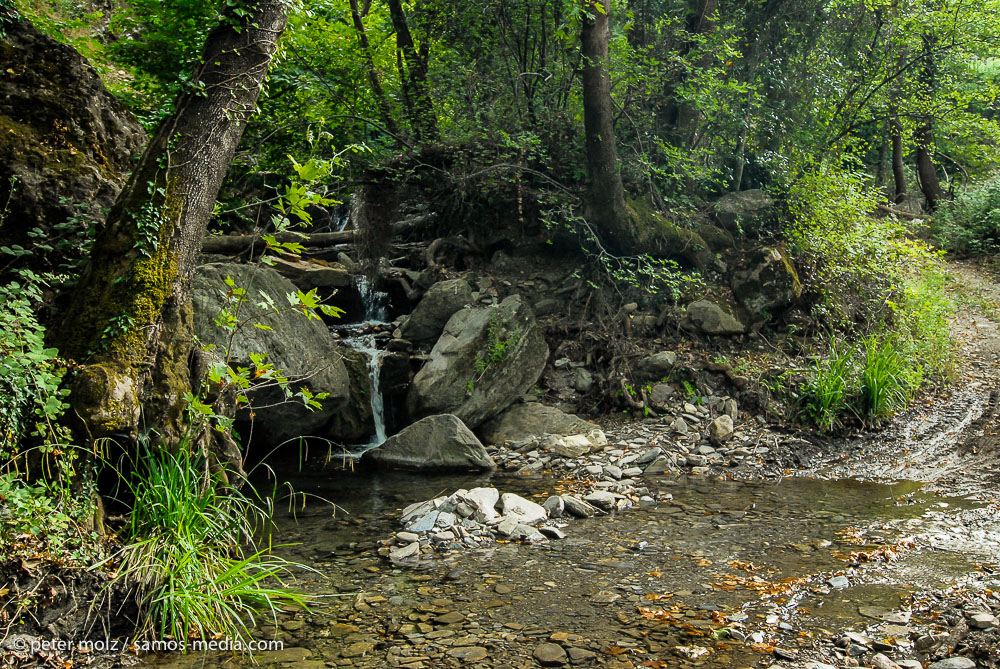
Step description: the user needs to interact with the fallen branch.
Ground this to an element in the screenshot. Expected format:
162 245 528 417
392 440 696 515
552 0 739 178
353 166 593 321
875 203 930 221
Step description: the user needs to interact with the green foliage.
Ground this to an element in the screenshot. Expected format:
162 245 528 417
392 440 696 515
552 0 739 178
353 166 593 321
929 175 1000 255
474 311 523 377
787 164 938 327
858 335 913 421
795 340 854 433
114 429 309 644
0 275 71 452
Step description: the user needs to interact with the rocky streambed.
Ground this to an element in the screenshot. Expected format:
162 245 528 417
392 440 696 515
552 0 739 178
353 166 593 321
141 406 1000 669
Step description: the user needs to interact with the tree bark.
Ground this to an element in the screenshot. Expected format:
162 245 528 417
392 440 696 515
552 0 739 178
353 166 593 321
59 0 290 451
914 33 948 209
349 0 401 141
386 0 438 143
889 112 907 204
580 0 633 254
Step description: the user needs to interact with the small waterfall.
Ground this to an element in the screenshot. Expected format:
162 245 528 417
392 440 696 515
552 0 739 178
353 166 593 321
338 274 392 452
356 276 389 323
344 332 387 450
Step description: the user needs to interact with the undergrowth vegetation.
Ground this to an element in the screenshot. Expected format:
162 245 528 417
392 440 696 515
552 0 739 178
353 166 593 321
787 164 957 432
929 175 1000 256
113 431 308 643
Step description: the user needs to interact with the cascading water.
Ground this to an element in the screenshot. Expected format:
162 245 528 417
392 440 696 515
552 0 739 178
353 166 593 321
339 275 392 452
344 332 387 450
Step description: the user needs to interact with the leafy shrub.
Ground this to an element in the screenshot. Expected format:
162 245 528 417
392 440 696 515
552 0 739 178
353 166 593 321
787 165 937 328
928 175 1000 255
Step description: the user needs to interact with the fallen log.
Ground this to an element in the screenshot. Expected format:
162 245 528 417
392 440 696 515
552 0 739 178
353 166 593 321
200 215 433 255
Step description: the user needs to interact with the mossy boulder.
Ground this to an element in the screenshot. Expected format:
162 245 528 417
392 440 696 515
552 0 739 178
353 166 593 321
712 190 774 234
192 262 351 446
0 17 145 271
626 197 711 268
731 246 802 323
407 295 548 429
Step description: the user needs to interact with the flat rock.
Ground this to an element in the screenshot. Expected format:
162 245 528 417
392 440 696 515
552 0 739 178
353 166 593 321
500 492 547 524
583 491 616 511
479 403 597 444
533 642 568 666
929 659 976 669
448 646 488 662
561 495 597 518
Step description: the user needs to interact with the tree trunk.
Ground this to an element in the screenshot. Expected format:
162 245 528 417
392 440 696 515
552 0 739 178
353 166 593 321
915 124 947 208
59 0 289 454
914 33 948 209
350 0 401 141
580 0 633 253
889 112 907 204
386 0 438 143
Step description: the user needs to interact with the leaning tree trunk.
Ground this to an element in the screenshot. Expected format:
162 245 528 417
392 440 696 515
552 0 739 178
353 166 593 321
914 32 948 209
580 0 634 254
59 0 290 456
350 0 401 140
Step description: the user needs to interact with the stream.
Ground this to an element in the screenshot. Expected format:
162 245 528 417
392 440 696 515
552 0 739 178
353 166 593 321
148 462 1000 668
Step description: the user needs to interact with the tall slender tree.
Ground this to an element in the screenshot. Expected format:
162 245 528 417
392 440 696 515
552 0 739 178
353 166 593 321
580 0 633 253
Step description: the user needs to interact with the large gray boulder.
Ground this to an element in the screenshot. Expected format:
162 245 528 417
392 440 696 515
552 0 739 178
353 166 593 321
360 414 494 472
479 403 596 444
407 295 549 428
193 262 350 445
0 18 145 271
324 347 374 443
399 278 475 344
712 189 774 233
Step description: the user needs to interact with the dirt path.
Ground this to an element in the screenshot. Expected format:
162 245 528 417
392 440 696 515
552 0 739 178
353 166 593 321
802 261 1000 496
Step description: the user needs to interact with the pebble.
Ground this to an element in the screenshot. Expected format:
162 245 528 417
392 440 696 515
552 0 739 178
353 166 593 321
827 575 850 589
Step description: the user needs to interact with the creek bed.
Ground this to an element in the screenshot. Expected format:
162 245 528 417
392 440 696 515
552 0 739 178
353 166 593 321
148 461 1000 668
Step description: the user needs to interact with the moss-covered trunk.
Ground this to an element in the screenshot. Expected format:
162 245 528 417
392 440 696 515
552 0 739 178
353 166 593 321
59 0 290 453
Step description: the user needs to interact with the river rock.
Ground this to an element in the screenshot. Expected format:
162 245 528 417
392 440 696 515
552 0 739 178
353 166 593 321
636 351 677 379
712 189 774 233
561 495 597 518
543 495 565 518
708 415 734 445
479 403 596 444
458 487 500 522
929 659 976 669
871 653 900 669
685 299 746 335
361 414 495 472
407 295 549 428
192 263 350 446
399 278 475 343
584 491 616 511
533 642 568 666
500 493 547 524
969 612 998 628
649 383 678 409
